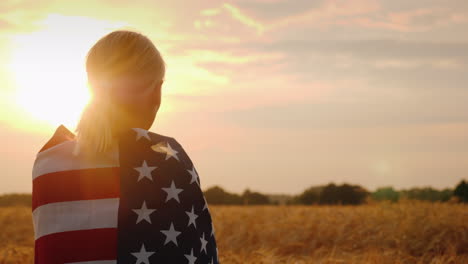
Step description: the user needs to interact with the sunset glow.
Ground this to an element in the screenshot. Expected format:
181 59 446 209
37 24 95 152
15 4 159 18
9 14 128 129
1 0 468 195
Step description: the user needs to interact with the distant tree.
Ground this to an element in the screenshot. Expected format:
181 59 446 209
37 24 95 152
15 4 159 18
453 180 468 203
319 184 341 204
242 189 271 205
372 187 400 202
401 187 453 202
293 186 322 205
439 189 453 202
287 196 301 205
339 184 368 205
319 183 368 205
204 186 242 205
268 194 294 205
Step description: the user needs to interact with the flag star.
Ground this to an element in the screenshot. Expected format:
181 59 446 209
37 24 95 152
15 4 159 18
187 167 200 186
160 222 181 246
162 180 183 203
134 160 157 182
185 205 198 228
211 222 215 237
200 232 208 254
151 141 165 152
151 142 179 161
132 201 156 224
184 248 197 264
131 244 155 264
163 142 179 161
203 197 209 211
133 128 151 141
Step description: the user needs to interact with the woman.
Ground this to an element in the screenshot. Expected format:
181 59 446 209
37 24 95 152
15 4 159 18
32 30 219 264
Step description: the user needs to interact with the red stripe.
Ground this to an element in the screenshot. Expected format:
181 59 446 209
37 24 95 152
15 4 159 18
32 167 120 210
34 228 117 264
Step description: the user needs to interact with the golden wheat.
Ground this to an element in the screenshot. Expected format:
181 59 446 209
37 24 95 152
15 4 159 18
1 202 467 263
0 207 34 264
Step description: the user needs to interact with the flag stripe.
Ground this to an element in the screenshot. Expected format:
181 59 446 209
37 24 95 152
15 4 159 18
33 198 119 240
32 167 120 210
33 141 119 180
66 261 116 264
35 228 117 264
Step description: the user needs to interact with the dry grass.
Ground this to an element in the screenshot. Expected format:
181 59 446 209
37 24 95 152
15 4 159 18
1 202 467 263
0 207 34 264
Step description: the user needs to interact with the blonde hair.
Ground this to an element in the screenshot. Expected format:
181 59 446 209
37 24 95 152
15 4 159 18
75 30 165 154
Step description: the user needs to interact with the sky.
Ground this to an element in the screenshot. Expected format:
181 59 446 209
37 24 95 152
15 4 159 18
1 0 468 195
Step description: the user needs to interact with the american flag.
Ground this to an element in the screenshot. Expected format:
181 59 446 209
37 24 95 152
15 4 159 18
32 125 219 264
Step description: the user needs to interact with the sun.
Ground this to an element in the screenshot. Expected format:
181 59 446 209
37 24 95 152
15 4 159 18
9 14 128 130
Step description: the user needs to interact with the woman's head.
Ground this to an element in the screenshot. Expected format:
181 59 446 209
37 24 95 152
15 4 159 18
76 30 165 153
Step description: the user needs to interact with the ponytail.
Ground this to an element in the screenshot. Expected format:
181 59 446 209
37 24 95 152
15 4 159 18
75 97 115 154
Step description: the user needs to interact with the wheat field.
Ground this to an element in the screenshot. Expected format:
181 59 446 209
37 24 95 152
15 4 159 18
1 202 467 264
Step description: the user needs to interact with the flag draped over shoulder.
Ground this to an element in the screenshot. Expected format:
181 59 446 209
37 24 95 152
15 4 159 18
32 125 219 264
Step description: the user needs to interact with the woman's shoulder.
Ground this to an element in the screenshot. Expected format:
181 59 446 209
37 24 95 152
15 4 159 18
38 125 75 153
121 128 193 168
33 125 119 180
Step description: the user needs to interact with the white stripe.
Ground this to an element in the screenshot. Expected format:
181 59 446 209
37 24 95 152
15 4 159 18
65 261 116 264
33 140 119 179
33 198 119 240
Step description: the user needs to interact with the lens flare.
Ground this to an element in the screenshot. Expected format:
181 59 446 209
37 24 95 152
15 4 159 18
9 14 128 129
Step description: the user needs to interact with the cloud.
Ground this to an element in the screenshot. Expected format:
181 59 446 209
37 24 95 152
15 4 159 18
198 0 380 34
268 0 380 30
221 3 265 34
196 4 265 35
0 0 53 32
185 49 284 65
258 39 468 63
200 8 221 16
349 7 468 32
197 0 468 41
220 97 468 130
270 5 468 33
373 58 462 70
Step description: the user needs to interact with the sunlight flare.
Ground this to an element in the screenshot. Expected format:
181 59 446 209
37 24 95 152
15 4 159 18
9 14 128 129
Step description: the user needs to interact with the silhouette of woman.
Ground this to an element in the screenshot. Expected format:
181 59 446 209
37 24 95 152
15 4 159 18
32 30 219 264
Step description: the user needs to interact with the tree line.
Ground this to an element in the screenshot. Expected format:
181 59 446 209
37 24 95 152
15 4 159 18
0 180 467 207
203 186 271 205
203 180 468 205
